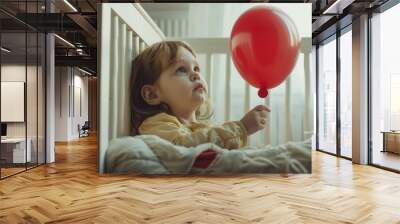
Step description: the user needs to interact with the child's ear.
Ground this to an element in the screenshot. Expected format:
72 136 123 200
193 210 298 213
141 85 161 105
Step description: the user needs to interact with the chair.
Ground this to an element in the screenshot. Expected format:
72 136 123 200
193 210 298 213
79 121 90 138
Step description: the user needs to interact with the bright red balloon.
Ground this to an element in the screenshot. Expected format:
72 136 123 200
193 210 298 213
230 6 300 98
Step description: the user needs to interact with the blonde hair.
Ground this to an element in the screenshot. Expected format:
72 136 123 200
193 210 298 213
130 40 213 135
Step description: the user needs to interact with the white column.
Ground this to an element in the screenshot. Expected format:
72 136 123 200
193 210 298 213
352 14 369 164
46 33 55 163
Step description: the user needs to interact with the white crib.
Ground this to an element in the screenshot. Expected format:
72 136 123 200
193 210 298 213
98 3 313 173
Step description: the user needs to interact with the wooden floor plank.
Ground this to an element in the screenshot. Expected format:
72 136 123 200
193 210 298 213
1 134 400 223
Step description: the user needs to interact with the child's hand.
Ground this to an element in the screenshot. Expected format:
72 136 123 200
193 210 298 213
239 105 271 136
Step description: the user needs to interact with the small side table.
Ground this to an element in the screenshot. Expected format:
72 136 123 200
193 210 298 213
381 131 400 154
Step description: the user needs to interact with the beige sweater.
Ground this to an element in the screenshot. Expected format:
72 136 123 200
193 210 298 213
138 112 248 149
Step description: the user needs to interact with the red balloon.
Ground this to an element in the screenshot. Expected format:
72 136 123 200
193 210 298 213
230 6 300 98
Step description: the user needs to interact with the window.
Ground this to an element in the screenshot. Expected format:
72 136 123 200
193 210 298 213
0 1 47 179
371 2 400 171
390 74 400 130
317 36 337 154
340 28 352 158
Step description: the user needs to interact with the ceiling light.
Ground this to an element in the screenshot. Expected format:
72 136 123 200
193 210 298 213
54 34 75 48
323 0 341 14
76 48 86 55
1 47 11 53
63 0 78 12
322 0 351 15
77 67 93 76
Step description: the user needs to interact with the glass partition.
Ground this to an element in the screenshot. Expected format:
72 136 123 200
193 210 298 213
317 36 337 155
371 3 400 171
0 1 46 179
27 31 38 170
339 28 352 158
1 31 28 178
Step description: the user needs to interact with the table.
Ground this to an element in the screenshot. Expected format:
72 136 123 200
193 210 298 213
381 131 400 154
1 138 32 163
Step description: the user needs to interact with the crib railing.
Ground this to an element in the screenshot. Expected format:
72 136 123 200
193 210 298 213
176 37 313 147
174 39 240 121
98 3 165 173
155 18 189 37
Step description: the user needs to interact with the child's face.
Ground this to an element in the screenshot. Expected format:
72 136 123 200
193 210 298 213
156 46 208 115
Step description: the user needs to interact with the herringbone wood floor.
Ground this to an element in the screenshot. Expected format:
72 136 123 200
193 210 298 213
1 134 400 224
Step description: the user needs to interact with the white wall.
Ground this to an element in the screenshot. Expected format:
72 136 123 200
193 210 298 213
1 65 27 140
55 66 68 141
72 73 89 138
1 64 46 163
55 67 89 141
1 65 42 137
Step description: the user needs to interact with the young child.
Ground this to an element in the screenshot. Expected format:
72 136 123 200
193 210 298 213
130 41 270 150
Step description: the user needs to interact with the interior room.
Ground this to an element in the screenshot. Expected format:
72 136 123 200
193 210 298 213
370 4 400 171
0 0 399 223
1 5 46 178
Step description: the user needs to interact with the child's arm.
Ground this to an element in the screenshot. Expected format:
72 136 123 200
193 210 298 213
138 113 247 149
172 104 271 148
173 121 248 149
